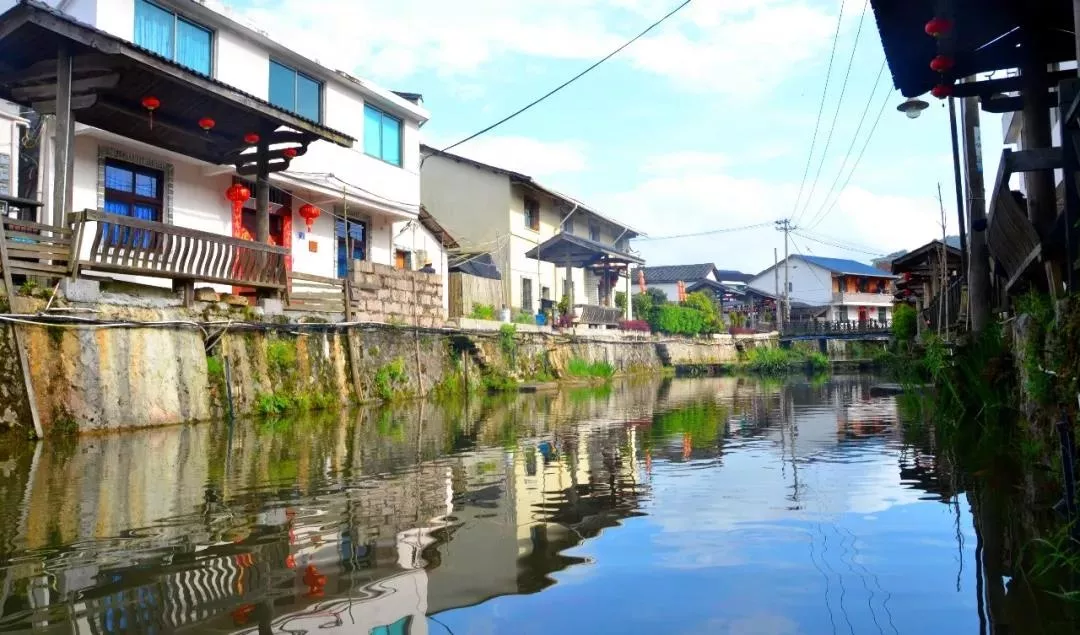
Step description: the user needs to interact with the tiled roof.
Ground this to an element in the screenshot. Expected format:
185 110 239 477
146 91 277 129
636 264 715 284
798 255 894 277
713 269 753 283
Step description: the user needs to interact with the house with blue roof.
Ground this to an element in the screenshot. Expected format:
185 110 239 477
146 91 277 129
748 254 897 324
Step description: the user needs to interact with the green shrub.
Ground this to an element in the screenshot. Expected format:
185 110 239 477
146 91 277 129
470 303 497 320
266 340 296 375
255 392 291 416
892 303 917 342
374 358 409 401
654 305 707 336
745 347 793 374
498 323 517 358
512 310 536 325
566 358 616 379
615 291 627 311
482 369 518 392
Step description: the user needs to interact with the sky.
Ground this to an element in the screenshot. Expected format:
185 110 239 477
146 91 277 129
226 0 1004 275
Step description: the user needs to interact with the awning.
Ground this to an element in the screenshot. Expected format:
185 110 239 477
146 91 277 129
870 0 1076 97
0 0 353 169
524 232 644 268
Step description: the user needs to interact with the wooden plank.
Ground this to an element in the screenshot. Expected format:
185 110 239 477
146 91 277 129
2 230 72 245
4 244 72 257
79 262 286 290
1006 147 1064 173
10 72 119 100
2 218 72 236
7 262 71 275
289 271 343 286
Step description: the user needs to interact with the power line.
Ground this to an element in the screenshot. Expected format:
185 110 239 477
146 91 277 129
435 0 693 156
793 0 871 225
799 228 885 255
805 86 893 232
635 221 773 241
788 0 848 223
801 58 887 230
789 234 832 293
793 230 885 257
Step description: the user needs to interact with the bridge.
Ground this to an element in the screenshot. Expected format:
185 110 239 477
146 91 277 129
778 320 891 342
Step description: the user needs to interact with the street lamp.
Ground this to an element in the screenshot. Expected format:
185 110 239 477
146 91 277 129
897 97 929 119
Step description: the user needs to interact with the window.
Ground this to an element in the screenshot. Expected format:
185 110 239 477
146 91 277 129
541 286 550 301
589 224 600 242
839 306 848 322
524 197 540 231
134 0 212 75
878 307 887 323
103 159 163 247
394 249 412 270
269 60 322 122
521 277 533 312
788 282 793 292
363 104 402 166
335 219 368 278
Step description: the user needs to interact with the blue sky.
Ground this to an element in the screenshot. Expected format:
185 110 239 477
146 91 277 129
228 0 1003 274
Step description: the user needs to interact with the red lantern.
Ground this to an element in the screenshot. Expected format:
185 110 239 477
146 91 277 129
924 17 952 38
244 132 260 145
141 96 160 129
226 183 251 217
930 55 954 73
931 83 953 99
198 117 215 132
282 147 298 159
298 203 320 231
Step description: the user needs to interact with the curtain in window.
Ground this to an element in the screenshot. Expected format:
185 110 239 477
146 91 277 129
269 62 296 112
380 116 401 166
103 199 130 245
134 0 174 59
363 106 382 157
296 74 320 121
176 19 212 75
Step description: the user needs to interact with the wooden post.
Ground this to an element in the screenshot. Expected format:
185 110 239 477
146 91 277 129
52 47 73 229
1019 37 1060 291
0 218 44 439
961 79 991 332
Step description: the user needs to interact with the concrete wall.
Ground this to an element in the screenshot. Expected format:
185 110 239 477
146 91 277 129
420 154 510 249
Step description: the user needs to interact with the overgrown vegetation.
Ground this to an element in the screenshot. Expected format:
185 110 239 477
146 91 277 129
743 346 828 374
892 303 918 343
631 289 723 336
470 303 497 320
498 323 517 362
566 358 616 379
512 310 536 325
254 390 337 417
373 357 410 401
266 340 296 376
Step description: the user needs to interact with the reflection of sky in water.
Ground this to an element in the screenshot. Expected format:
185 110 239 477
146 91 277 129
435 388 981 635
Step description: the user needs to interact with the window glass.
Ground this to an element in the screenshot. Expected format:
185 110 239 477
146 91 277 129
135 1 211 74
269 61 296 112
363 105 402 165
380 115 401 166
296 73 321 121
105 165 133 192
363 106 382 156
176 19 212 75
134 0 173 59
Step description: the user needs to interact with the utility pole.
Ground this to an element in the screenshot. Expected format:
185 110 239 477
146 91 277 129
775 218 794 325
937 183 948 335
774 247 782 331
960 77 991 333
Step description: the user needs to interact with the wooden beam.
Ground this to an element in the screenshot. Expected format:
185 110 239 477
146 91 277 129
981 95 1024 113
11 73 119 100
31 93 97 115
236 159 290 176
1006 147 1064 172
234 145 307 166
953 69 1075 98
0 54 117 86
97 98 232 148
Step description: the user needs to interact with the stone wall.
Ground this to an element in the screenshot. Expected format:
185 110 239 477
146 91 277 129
0 324 33 431
350 262 444 327
661 333 777 366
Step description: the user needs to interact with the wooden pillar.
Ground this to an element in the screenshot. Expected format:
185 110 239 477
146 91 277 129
1020 37 1060 291
255 141 270 244
961 80 991 332
564 264 573 310
52 46 73 228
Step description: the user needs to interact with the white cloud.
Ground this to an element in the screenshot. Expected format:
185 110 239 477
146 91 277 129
225 0 848 95
641 151 731 174
424 134 589 177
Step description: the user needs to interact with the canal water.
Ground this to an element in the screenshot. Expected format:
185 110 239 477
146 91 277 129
0 376 1076 634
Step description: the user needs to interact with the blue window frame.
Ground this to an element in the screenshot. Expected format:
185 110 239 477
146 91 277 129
134 0 212 75
269 60 322 122
103 160 163 248
336 219 368 278
363 104 402 166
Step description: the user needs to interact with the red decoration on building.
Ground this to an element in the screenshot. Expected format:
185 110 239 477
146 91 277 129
244 132 260 145
141 96 160 129
226 183 251 222
298 203 320 231
924 17 952 38
282 147 298 159
931 83 953 99
198 117 216 132
929 55 954 73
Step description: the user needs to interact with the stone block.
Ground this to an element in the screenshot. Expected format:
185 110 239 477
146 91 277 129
61 277 101 303
356 261 375 274
259 298 284 316
222 294 250 307
377 289 391 300
194 287 219 302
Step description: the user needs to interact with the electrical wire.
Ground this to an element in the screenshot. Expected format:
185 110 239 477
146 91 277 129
804 88 893 232
788 234 833 294
788 0 848 223
798 228 885 256
434 0 693 156
793 230 884 257
794 0 871 225
635 221 773 242
801 58 887 230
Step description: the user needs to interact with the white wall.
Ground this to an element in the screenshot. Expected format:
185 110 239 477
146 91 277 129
0 105 24 197
648 282 680 302
392 219 449 317
748 258 833 306
420 155 510 248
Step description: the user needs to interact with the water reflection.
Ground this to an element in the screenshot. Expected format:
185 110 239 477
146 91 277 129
0 376 1074 634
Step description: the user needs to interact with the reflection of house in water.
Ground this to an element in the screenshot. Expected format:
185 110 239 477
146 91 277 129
836 398 900 440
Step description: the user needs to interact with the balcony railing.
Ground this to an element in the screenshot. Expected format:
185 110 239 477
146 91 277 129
70 209 289 290
832 291 893 305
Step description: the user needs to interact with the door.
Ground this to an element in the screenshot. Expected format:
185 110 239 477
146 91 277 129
521 277 533 313
858 306 868 323
394 249 410 270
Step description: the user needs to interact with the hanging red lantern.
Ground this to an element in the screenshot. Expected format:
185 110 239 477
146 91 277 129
141 96 160 129
929 55 954 73
930 83 953 99
198 117 215 132
282 147 298 159
244 132 260 145
924 17 952 38
225 183 251 217
298 203 320 231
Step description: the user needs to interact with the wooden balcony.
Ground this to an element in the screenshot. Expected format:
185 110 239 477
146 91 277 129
70 209 288 290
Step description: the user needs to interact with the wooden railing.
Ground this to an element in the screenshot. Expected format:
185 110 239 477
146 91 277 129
781 320 891 337
0 216 72 278
575 304 622 326
70 209 289 289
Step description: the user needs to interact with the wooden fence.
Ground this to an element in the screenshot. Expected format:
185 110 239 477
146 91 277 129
0 216 72 279
448 272 503 317
70 209 289 290
285 272 345 313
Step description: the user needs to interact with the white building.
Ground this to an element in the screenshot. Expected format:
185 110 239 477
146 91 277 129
749 255 895 324
0 0 442 304
421 146 642 318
